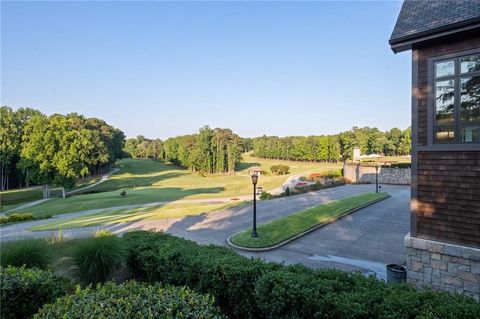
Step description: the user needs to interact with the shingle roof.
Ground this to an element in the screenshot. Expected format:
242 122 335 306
390 0 480 46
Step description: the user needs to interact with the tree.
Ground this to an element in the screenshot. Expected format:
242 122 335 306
18 110 125 198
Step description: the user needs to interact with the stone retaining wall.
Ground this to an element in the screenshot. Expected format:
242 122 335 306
343 163 411 185
405 234 480 301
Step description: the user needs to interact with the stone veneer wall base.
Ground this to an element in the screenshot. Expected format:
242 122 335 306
405 233 480 301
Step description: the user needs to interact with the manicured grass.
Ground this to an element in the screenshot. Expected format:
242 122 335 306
13 155 341 217
0 187 60 212
30 201 240 231
0 175 102 212
230 192 389 248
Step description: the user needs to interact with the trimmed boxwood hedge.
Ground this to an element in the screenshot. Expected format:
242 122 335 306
34 281 224 319
124 230 280 318
0 266 74 319
125 231 480 319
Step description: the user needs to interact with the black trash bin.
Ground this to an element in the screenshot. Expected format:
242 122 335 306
386 264 407 283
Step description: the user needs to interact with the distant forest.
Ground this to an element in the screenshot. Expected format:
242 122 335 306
1 106 411 192
125 126 411 166
248 127 411 162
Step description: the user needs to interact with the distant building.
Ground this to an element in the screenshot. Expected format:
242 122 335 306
353 147 361 161
390 0 480 300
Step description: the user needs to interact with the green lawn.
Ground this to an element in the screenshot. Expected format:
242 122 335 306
230 192 389 249
0 175 103 212
30 201 240 231
9 154 341 218
0 187 62 212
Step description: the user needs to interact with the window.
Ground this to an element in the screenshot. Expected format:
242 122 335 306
433 53 480 143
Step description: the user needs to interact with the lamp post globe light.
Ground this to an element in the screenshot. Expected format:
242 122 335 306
250 171 259 238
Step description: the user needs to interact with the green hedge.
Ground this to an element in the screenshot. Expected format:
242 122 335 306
124 231 280 318
0 266 74 319
125 231 480 319
7 212 34 223
385 163 411 169
34 281 224 319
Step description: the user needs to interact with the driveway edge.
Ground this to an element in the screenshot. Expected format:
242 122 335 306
227 193 391 252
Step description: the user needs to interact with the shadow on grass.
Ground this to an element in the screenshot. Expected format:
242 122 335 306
116 159 186 175
237 162 261 171
83 172 189 194
28 186 227 230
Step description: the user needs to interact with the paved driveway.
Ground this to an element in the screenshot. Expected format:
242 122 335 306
0 184 410 278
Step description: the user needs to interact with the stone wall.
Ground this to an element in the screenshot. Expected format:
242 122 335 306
405 234 480 301
343 163 411 185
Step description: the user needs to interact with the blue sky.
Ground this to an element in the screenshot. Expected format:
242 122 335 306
1 1 410 139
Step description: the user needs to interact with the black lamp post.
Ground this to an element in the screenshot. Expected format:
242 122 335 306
251 173 259 238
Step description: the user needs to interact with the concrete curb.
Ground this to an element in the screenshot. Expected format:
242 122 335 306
227 193 391 252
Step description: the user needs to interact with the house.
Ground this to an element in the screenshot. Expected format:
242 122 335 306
389 0 480 300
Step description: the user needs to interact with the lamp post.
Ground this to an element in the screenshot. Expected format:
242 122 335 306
250 172 259 238
375 165 379 193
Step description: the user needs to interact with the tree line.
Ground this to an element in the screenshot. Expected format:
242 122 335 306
124 126 243 174
124 136 164 160
252 127 411 162
0 106 125 197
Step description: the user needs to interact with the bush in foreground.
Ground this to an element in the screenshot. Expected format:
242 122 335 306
125 231 480 319
0 266 74 319
0 238 51 269
73 234 125 284
124 231 280 318
34 281 224 319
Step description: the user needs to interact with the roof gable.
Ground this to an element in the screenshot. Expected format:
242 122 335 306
390 0 480 52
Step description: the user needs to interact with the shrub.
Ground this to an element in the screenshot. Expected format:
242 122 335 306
0 216 8 224
94 229 113 237
255 266 334 318
21 213 34 220
125 231 480 319
385 163 411 169
0 266 74 319
308 172 322 180
270 164 290 175
284 186 291 196
34 281 224 319
259 192 273 200
124 231 279 318
7 213 23 222
309 169 343 181
5 212 34 223
73 234 125 284
0 238 52 269
270 165 279 174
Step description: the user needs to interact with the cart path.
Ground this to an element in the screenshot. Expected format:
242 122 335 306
1 168 120 216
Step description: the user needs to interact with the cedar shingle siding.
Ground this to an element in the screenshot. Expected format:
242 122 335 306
414 34 480 248
416 151 480 247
